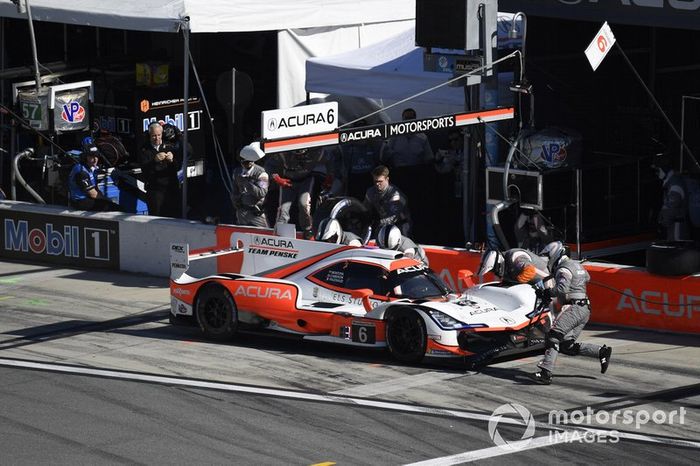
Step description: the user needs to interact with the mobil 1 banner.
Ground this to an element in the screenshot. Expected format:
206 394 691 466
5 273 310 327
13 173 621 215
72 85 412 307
1 211 119 269
137 94 204 162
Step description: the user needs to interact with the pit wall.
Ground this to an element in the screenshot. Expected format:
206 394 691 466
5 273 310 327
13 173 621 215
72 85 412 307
1 201 697 334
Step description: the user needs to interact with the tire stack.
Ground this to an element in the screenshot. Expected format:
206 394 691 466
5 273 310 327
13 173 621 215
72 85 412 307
646 241 700 276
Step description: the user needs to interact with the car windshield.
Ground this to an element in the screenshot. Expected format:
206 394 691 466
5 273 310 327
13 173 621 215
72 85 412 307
387 268 452 299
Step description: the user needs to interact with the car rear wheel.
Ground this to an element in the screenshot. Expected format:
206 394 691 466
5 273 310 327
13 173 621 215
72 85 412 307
386 308 427 363
196 285 238 340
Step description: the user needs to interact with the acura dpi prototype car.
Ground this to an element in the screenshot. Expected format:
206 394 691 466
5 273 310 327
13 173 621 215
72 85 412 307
169 232 550 365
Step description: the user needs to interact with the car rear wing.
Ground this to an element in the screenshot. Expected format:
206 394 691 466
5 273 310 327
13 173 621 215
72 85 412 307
170 242 243 281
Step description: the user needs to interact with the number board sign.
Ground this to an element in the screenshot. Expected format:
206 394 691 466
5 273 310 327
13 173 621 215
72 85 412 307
17 90 50 131
1 211 120 269
262 102 338 140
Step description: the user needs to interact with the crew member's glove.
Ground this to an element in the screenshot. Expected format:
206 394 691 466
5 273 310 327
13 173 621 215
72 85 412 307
534 285 552 306
272 174 292 188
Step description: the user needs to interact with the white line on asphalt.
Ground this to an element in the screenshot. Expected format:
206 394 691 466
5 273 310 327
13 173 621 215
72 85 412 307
403 433 575 465
331 371 469 396
1 357 698 456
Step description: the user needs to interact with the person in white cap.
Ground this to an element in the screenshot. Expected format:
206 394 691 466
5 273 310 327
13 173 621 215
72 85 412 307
232 142 269 228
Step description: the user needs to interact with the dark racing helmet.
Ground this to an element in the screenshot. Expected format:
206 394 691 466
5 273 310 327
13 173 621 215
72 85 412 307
477 249 504 278
376 225 401 250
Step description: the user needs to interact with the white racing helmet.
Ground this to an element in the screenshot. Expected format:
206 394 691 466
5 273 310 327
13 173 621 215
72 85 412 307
541 240 567 271
317 218 342 244
239 141 265 162
377 225 402 250
477 249 504 277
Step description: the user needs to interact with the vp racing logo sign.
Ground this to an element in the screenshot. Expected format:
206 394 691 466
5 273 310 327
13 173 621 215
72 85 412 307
61 101 86 123
488 403 536 449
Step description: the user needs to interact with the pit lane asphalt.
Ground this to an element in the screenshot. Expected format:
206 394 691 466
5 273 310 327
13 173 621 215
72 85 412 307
0 260 698 464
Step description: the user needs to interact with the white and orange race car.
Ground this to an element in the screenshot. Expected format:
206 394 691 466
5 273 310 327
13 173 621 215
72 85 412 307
169 232 551 366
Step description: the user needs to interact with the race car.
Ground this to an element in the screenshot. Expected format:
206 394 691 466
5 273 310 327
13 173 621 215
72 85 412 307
169 231 551 366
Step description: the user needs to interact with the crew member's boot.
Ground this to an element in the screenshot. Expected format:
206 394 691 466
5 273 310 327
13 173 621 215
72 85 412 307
599 345 612 374
530 368 552 385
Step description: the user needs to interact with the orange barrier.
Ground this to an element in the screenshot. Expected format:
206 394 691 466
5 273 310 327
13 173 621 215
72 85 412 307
214 226 700 334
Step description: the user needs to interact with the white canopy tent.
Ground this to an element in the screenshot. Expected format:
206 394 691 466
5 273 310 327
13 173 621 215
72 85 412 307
0 0 415 33
0 0 416 108
305 13 522 120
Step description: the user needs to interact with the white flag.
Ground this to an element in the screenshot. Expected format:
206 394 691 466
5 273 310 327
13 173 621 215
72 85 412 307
585 22 616 71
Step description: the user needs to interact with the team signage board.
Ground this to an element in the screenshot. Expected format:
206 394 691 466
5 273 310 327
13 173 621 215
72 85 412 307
263 107 514 154
262 102 338 140
1 211 120 269
17 89 50 131
137 93 205 173
49 81 94 133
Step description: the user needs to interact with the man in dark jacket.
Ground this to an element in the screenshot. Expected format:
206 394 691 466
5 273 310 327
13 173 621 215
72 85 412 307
139 122 182 217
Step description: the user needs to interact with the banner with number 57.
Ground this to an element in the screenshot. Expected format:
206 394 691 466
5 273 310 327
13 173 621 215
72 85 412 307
585 22 616 72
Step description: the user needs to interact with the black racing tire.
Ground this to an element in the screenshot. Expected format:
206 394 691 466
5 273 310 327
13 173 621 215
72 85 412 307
385 307 427 364
195 285 238 340
646 241 700 276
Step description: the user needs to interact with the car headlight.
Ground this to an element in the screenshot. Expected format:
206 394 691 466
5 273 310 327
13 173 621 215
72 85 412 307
426 309 469 330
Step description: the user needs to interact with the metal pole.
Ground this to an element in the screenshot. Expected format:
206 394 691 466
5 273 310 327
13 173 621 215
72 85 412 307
24 0 42 91
181 19 190 219
576 168 581 259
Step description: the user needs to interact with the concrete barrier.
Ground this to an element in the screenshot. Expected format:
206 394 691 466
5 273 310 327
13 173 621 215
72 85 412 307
0 200 216 277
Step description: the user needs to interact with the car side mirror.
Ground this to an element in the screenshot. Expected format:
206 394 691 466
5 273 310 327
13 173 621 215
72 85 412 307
458 269 474 289
351 288 374 311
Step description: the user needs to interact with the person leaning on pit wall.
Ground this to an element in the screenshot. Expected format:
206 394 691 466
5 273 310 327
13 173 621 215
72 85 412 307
139 121 182 217
68 137 122 212
363 165 412 238
531 241 612 385
231 142 269 228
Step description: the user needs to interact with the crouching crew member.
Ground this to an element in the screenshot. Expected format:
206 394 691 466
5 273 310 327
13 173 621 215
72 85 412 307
531 241 612 385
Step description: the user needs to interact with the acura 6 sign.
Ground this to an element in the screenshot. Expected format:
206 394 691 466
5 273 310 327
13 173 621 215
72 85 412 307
262 102 338 140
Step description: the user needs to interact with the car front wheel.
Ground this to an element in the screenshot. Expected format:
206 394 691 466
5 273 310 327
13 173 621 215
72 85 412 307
385 307 427 363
